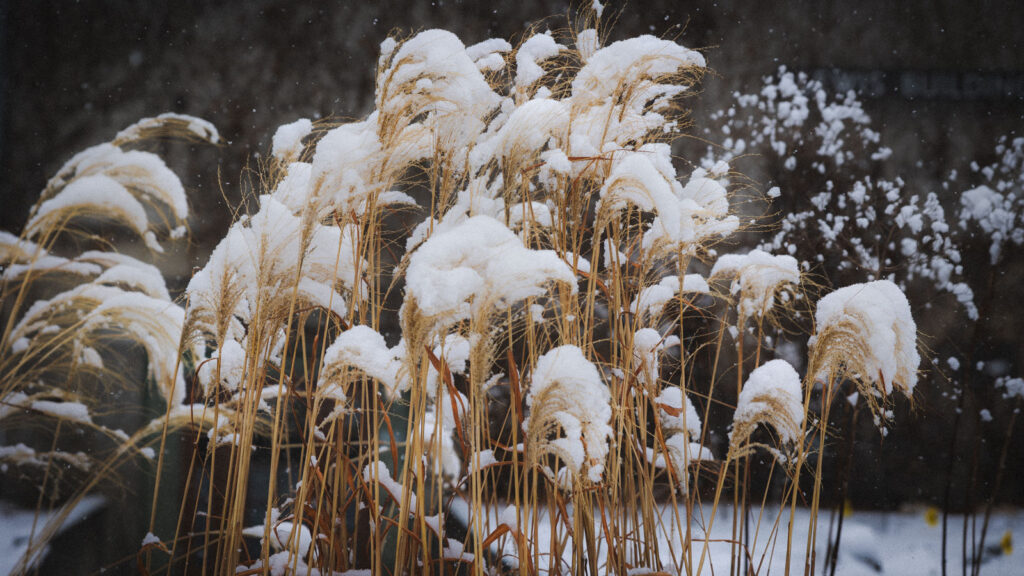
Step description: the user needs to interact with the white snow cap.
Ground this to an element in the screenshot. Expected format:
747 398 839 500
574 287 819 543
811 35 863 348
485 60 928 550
647 384 712 493
309 115 420 218
655 386 702 438
378 29 501 154
733 359 804 444
113 112 220 144
404 215 576 328
711 249 800 321
471 98 569 169
30 141 193 251
10 284 188 407
526 345 613 484
600 150 738 255
196 339 247 394
646 432 714 493
186 195 363 343
466 38 512 72
572 35 705 106
319 325 404 400
271 118 313 163
27 173 163 252
631 273 709 318
515 31 565 92
632 328 680 388
811 280 920 395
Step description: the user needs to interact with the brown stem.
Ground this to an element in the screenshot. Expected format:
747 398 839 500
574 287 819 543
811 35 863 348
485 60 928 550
971 402 1019 576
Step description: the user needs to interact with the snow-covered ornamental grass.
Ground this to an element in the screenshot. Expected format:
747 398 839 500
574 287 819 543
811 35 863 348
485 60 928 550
0 10 959 576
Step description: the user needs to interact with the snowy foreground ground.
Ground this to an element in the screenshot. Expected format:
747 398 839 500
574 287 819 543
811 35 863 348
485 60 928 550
1 499 1019 574
448 501 1023 576
0 496 104 575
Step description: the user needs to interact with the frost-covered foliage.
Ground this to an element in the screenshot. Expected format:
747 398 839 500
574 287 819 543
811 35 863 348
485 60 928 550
957 135 1024 264
996 376 1024 400
695 69 1021 576
704 67 976 320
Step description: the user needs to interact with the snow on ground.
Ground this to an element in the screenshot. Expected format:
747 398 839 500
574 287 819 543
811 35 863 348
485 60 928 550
0 496 1018 574
0 496 105 575
449 500 1022 575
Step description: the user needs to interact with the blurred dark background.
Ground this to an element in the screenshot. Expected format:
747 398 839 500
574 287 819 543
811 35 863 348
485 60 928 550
2 0 1023 563
5 0 1023 248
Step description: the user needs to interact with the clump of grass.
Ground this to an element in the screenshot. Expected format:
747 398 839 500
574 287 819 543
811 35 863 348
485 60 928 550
2 6 938 576
0 114 220 574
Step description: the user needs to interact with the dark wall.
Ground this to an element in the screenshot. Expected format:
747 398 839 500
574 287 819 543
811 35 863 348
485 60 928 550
4 0 1022 238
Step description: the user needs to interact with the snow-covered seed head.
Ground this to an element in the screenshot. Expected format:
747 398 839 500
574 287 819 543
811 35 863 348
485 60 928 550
710 249 800 324
8 284 188 408
524 345 613 487
185 196 362 351
809 280 920 420
630 273 709 319
571 35 704 109
598 149 684 239
728 359 804 462
597 149 739 259
650 433 714 494
271 118 314 164
196 339 247 396
27 168 176 254
27 115 217 253
649 386 713 493
402 215 576 348
306 114 422 221
632 328 680 389
0 240 172 302
111 112 221 146
655 386 702 439
375 29 500 160
317 325 404 405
